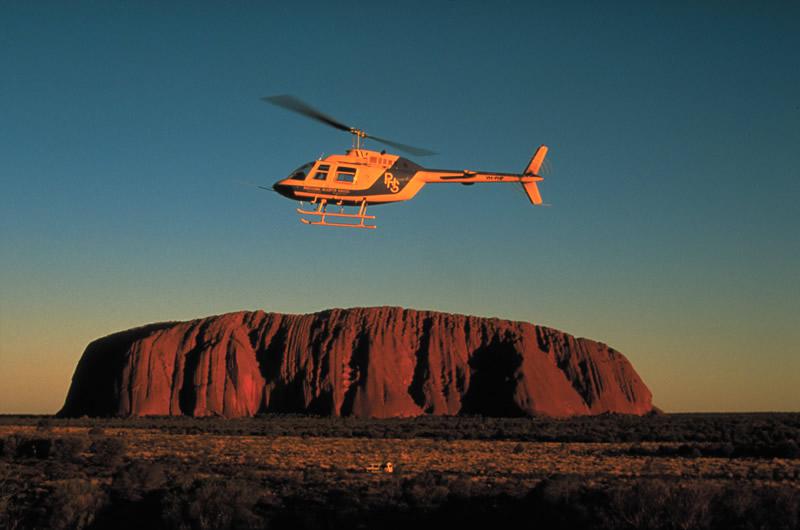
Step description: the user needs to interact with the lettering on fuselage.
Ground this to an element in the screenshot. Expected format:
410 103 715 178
302 186 340 193
384 172 400 193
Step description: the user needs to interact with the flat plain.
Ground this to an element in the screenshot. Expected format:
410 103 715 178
1 414 798 529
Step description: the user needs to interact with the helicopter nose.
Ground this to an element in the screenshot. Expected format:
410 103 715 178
272 180 293 198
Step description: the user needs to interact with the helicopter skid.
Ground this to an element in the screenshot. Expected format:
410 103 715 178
296 205 376 229
299 217 376 229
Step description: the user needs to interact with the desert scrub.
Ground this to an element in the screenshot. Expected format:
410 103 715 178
91 437 127 468
42 479 107 530
161 478 266 530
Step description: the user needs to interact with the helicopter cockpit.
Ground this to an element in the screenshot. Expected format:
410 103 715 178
288 162 314 181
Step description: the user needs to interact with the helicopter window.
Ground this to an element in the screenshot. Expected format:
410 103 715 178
336 166 357 183
311 164 330 180
289 162 314 181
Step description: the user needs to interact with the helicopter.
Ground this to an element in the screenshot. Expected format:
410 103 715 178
263 95 548 229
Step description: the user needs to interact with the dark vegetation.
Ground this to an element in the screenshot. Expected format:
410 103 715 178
612 439 800 459
1 413 798 529
6 411 800 444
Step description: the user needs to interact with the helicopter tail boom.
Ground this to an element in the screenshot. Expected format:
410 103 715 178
415 145 548 205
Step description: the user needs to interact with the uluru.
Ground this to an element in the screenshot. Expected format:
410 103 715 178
58 307 653 418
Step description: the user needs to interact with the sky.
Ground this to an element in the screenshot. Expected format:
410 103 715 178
1 1 798 414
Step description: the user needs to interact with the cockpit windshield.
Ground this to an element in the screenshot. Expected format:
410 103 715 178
288 162 314 181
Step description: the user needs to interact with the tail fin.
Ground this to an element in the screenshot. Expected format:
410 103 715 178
523 145 548 176
522 145 547 205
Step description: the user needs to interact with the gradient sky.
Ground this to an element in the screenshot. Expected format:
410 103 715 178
2 2 798 414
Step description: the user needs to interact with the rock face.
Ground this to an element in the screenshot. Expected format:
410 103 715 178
59 308 653 418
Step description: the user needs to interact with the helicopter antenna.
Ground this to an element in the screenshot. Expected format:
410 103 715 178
262 94 437 156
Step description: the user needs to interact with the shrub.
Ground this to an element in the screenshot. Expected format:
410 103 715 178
712 483 799 530
776 440 800 459
52 436 90 462
719 442 735 457
527 475 595 529
445 476 475 499
0 464 25 529
43 479 107 530
0 435 21 458
88 426 105 438
91 437 127 468
401 472 450 508
302 466 326 484
111 461 168 502
677 444 702 458
162 478 264 530
602 480 686 530
16 437 52 459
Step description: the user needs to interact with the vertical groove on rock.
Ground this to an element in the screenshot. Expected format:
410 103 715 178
178 320 211 416
409 316 433 411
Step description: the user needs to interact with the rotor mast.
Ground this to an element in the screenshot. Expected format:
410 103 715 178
350 128 367 150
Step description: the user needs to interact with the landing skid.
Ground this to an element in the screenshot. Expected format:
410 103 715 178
296 199 376 229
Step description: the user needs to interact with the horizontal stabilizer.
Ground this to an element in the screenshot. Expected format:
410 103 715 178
522 182 543 205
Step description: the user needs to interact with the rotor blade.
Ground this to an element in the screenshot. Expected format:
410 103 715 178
367 134 437 157
261 94 351 132
263 94 437 156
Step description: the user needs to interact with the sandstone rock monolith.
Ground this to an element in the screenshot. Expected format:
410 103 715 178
59 307 653 418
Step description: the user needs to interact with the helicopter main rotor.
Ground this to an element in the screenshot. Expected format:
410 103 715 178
262 94 436 157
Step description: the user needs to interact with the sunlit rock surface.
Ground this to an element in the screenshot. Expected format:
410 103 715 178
59 308 653 418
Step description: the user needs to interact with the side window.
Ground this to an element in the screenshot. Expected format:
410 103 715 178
336 166 357 183
311 164 330 180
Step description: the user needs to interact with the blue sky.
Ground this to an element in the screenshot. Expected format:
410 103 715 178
1 1 798 413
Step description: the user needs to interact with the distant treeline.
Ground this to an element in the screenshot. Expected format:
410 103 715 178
3 412 800 445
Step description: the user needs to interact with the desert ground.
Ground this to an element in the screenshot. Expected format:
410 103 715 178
1 414 798 529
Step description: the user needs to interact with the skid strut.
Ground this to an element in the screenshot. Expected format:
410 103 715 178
296 199 376 229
